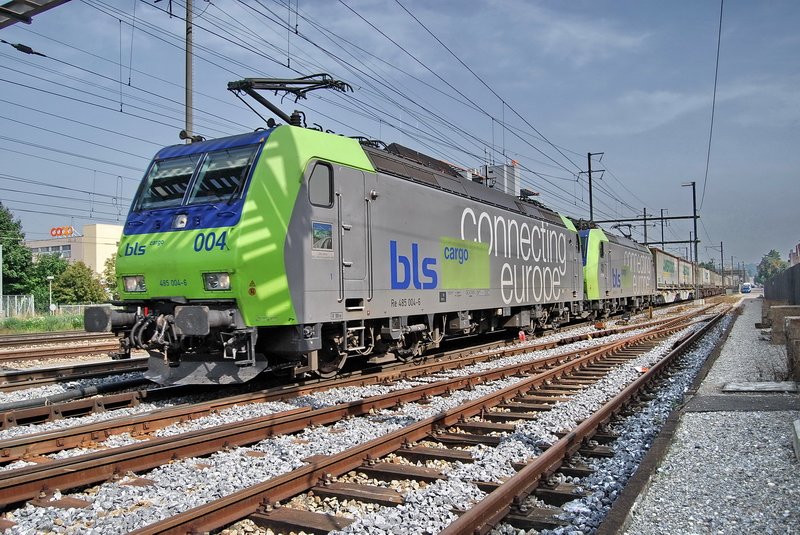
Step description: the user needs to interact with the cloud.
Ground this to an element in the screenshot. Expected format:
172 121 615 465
568 74 800 137
486 1 649 66
577 89 710 136
719 78 800 128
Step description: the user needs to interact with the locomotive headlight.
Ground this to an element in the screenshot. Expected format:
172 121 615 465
122 275 146 292
203 272 231 291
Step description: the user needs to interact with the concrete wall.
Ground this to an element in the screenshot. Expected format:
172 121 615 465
770 306 800 345
765 263 800 305
785 316 800 381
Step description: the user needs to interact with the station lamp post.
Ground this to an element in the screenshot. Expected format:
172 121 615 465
47 276 54 315
682 181 699 300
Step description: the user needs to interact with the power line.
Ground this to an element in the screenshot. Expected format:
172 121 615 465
0 97 164 147
0 172 131 201
0 145 139 182
393 0 583 173
336 0 579 177
3 203 125 224
0 110 152 161
700 0 724 210
0 135 143 172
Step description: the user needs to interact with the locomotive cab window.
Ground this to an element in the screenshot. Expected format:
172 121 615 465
186 145 258 205
308 162 333 207
579 234 588 266
136 154 201 210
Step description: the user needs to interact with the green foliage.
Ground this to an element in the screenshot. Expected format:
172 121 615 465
52 261 109 304
755 249 788 284
29 253 70 312
101 254 119 300
0 202 33 294
0 314 83 334
698 261 716 271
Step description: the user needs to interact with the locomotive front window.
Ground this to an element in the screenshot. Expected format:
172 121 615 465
137 155 200 210
186 145 258 205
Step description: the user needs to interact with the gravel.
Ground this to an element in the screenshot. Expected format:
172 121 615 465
622 296 800 535
0 372 147 406
0 303 740 534
0 372 527 533
699 296 789 391
0 311 683 450
332 325 708 535
623 411 799 535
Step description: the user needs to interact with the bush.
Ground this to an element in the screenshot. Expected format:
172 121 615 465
0 314 84 334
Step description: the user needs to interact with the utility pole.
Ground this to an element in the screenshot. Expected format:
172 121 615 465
706 241 725 290
0 244 3 318
587 152 604 221
682 181 699 300
185 0 193 142
660 209 667 249
642 207 648 244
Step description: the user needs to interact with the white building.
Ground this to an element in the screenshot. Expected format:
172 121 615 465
26 223 122 274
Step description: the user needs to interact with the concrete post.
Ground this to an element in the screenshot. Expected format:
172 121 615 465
785 316 800 382
761 299 787 328
769 306 800 345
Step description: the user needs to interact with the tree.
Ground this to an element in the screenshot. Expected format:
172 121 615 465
0 202 33 295
101 254 119 300
29 253 70 312
755 249 788 284
52 261 108 304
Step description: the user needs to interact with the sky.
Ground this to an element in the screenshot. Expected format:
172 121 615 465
0 0 797 268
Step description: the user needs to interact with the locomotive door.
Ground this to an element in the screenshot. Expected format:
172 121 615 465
600 242 609 294
336 166 367 294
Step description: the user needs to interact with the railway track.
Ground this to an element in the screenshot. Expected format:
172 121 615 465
0 331 113 348
131 310 723 535
0 305 727 533
0 308 696 437
0 341 120 363
0 358 149 393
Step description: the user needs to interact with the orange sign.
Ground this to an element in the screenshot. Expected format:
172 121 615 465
50 226 74 237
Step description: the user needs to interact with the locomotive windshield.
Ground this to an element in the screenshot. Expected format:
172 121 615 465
578 231 590 266
136 154 200 210
134 144 259 211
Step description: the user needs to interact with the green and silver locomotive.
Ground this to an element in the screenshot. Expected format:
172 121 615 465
84 75 720 385
86 124 589 384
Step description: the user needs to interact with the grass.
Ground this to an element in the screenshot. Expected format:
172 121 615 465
0 315 84 334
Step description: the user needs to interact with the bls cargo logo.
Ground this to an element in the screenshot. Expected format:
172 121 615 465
390 241 437 289
611 268 622 288
123 242 146 256
390 238 489 290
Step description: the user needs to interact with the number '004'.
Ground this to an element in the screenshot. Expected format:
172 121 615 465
193 231 228 252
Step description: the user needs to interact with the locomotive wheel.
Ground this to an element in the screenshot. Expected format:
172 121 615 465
315 336 347 379
395 340 421 362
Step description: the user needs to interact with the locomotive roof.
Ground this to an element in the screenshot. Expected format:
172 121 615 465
153 129 272 160
603 232 651 254
362 144 565 228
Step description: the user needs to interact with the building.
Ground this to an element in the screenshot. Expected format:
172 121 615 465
458 162 522 197
26 223 123 274
790 243 800 267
